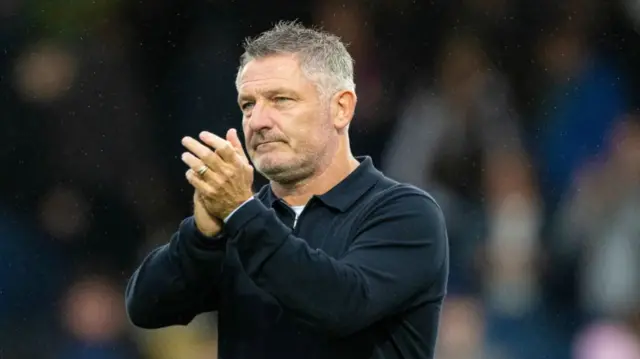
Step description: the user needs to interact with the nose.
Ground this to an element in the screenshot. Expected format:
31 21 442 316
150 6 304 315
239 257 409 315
247 101 275 133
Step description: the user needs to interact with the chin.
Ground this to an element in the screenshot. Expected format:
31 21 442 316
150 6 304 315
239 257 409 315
254 153 291 174
253 153 311 184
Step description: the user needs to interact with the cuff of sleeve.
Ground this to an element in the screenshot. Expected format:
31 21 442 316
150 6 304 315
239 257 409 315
180 216 226 250
224 197 268 237
224 196 255 223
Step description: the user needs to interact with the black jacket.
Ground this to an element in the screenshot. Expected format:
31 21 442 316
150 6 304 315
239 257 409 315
125 157 449 359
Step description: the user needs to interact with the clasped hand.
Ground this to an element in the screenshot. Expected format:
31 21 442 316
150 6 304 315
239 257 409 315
181 129 254 221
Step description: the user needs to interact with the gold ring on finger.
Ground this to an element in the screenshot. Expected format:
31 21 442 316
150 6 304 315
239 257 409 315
197 165 209 176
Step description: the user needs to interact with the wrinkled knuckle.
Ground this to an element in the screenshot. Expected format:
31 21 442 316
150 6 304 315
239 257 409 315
222 166 235 177
222 142 233 153
204 187 216 198
203 152 216 165
213 175 226 186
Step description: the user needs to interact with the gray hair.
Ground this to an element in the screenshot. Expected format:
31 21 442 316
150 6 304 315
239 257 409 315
235 20 355 99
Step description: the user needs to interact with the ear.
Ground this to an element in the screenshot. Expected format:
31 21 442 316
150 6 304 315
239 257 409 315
331 90 357 132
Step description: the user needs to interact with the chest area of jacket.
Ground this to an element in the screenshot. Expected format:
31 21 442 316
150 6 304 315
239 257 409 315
272 204 363 257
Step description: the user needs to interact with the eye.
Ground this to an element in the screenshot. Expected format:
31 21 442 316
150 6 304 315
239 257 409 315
241 102 255 111
274 96 293 103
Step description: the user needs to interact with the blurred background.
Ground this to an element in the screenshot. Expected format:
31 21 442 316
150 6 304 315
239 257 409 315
1 0 640 358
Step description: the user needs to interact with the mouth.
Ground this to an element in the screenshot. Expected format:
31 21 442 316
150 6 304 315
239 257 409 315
255 141 283 150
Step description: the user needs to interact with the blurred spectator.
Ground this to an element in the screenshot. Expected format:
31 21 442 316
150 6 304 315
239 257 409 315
382 33 540 317
1 1 640 358
529 18 629 214
436 295 505 359
54 275 141 359
555 115 640 319
36 183 144 274
313 0 390 162
573 321 640 359
12 28 178 231
0 204 66 359
134 313 218 359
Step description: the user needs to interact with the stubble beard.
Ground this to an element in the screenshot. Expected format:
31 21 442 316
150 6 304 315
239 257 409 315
254 150 318 186
256 105 335 186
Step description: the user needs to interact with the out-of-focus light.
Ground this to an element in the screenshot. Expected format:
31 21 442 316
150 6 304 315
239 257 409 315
38 185 90 241
63 277 125 343
573 321 640 359
13 41 78 103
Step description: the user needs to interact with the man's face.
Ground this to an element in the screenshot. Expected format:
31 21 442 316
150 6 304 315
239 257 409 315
237 54 335 183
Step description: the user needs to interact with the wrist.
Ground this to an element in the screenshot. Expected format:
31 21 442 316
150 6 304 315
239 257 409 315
181 217 227 251
194 218 223 238
223 196 255 223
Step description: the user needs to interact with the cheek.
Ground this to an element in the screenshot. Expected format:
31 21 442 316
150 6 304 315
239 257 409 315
295 123 331 152
280 107 330 149
242 119 250 135
242 124 252 143
242 129 255 154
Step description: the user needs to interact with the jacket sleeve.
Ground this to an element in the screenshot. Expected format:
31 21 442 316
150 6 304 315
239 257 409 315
224 185 449 337
125 216 227 328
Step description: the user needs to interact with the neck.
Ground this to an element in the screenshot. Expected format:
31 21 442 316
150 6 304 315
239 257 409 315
271 138 359 206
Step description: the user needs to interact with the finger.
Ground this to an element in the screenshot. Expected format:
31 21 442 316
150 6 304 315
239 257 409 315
199 131 237 163
183 152 233 188
226 128 249 163
185 169 215 195
181 152 211 177
182 136 215 161
182 136 228 172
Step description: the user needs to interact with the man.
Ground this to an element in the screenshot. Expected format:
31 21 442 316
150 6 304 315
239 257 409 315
125 21 449 359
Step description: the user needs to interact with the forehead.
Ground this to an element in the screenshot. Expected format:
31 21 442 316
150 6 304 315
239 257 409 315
238 54 314 96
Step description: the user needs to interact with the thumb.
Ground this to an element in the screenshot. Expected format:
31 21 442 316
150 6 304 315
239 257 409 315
226 128 249 162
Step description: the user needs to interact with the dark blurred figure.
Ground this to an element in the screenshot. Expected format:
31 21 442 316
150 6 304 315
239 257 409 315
313 0 389 163
525 12 631 349
382 32 539 308
555 115 640 320
0 204 65 359
1 0 640 358
52 275 141 359
435 296 503 359
528 17 628 214
36 184 144 273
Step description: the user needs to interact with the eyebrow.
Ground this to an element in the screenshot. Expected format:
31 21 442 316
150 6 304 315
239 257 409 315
238 88 296 104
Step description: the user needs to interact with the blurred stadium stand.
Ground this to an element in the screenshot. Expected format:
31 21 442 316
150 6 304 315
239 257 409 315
1 0 639 358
